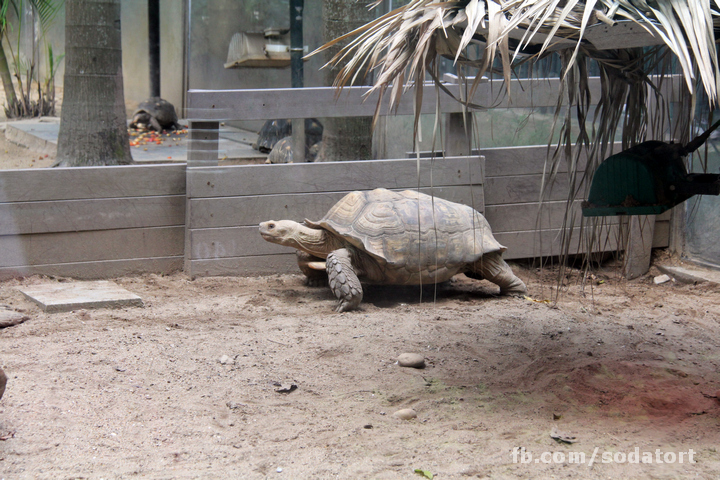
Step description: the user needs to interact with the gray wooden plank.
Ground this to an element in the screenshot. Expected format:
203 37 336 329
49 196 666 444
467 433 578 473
191 226 627 276
187 157 484 198
191 226 279 260
485 200 620 234
483 145 588 177
0 164 186 203
188 121 220 167
0 226 184 268
484 173 577 204
0 195 186 235
193 217 626 262
0 257 183 281
189 253 299 278
187 75 681 122
186 78 604 120
445 112 473 156
189 185 485 229
656 210 672 222
497 224 622 260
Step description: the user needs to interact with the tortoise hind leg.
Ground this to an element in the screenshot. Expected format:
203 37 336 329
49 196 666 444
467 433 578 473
326 249 363 312
468 252 527 296
296 251 327 287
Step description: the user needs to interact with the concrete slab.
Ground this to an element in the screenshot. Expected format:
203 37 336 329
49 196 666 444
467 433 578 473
4 118 267 164
18 280 143 313
4 117 58 156
657 264 720 285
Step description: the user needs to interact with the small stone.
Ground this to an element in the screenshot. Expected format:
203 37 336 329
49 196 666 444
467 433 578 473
276 467 283 473
392 408 417 420
654 274 671 285
397 353 425 369
218 355 232 365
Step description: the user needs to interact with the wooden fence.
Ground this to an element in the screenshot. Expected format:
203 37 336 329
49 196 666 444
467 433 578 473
182 76 677 279
0 76 678 280
0 154 670 280
0 165 186 280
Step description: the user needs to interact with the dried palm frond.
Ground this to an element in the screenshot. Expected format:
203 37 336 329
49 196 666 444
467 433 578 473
312 0 720 116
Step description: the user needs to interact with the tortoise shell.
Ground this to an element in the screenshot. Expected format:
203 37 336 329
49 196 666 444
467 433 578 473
305 188 504 283
131 97 179 130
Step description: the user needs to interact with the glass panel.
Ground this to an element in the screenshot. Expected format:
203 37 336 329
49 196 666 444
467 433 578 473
187 0 326 90
685 140 720 268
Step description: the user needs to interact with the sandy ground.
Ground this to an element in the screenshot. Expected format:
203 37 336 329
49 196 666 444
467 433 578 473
0 253 718 479
1 127 720 479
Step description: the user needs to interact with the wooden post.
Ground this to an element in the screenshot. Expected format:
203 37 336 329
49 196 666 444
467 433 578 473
187 120 219 167
185 120 219 276
291 119 306 163
622 215 656 279
445 112 473 156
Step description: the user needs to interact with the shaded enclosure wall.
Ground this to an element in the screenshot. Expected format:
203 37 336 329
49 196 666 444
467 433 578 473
685 143 720 268
187 1 325 88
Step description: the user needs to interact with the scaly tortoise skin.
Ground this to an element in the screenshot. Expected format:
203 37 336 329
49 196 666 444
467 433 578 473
259 188 527 312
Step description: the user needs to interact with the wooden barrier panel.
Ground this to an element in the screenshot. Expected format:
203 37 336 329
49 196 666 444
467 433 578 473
0 164 186 280
0 154 669 280
186 77 606 121
0 75 679 281
185 152 670 277
480 145 670 259
185 157 487 277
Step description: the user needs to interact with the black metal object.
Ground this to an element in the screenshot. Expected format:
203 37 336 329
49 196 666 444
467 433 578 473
289 0 304 88
582 120 720 217
148 0 161 97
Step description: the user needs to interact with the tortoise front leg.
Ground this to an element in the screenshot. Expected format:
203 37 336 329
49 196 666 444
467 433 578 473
326 249 363 312
469 251 527 296
296 251 327 287
150 116 163 132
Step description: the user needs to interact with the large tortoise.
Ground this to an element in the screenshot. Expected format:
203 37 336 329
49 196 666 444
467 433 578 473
129 97 181 132
259 188 527 312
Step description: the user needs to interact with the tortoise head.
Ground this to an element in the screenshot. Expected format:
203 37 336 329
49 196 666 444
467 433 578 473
259 220 332 257
131 111 152 128
259 220 301 245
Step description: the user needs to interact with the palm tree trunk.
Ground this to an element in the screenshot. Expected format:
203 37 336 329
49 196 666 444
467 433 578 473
317 0 375 162
55 0 132 166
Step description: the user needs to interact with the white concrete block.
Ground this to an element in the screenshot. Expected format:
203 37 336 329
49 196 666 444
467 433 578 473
18 281 143 313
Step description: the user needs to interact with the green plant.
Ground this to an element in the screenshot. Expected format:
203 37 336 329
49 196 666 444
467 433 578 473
0 0 64 118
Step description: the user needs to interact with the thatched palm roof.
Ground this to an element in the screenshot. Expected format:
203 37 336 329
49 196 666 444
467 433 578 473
318 0 719 116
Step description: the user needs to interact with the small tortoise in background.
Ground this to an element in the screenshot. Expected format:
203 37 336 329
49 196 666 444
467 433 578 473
129 97 181 132
259 188 527 312
266 136 323 163
255 118 323 153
